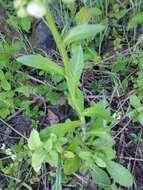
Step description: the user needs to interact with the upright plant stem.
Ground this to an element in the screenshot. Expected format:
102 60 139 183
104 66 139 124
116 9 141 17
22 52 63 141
54 154 62 190
44 7 69 75
44 6 86 132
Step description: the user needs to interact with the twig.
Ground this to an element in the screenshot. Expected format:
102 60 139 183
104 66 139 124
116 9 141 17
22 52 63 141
0 156 11 161
73 173 88 185
119 156 143 162
87 46 135 66
0 173 32 190
0 119 28 140
6 109 23 121
113 120 131 139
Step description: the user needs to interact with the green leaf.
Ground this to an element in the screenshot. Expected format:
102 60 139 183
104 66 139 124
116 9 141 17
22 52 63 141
0 70 11 91
69 45 84 89
87 127 108 137
111 184 118 190
43 139 53 152
16 85 33 97
138 112 143 125
130 95 141 108
64 156 80 175
46 150 58 167
93 155 106 168
17 54 64 75
106 161 133 187
84 47 101 62
113 9 128 19
54 155 62 190
92 134 115 149
40 120 80 141
32 148 46 172
1 79 11 91
64 151 75 158
79 151 92 160
102 148 116 160
28 129 42 150
128 12 143 30
75 7 101 24
64 24 105 45
83 104 112 120
68 89 84 115
20 17 33 32
91 166 111 188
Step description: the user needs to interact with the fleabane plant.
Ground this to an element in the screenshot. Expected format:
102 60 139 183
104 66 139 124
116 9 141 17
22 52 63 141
15 0 133 189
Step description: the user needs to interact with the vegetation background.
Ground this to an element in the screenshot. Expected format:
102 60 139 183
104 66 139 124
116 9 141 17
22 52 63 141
0 0 143 189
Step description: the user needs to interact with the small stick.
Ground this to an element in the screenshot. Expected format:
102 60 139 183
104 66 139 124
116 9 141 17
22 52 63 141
119 156 143 162
113 120 131 139
0 119 28 140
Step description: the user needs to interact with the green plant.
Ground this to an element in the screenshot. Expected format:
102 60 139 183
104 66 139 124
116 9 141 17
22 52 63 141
14 0 133 189
129 94 143 125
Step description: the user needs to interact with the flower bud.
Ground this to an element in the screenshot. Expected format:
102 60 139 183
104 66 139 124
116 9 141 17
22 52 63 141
27 1 46 18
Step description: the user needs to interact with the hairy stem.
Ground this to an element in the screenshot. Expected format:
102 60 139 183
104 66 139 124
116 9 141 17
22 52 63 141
44 7 69 74
44 6 85 130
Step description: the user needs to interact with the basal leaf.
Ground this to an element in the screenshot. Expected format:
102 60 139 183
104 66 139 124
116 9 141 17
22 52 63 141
17 54 64 75
90 166 111 188
64 24 105 45
106 161 133 187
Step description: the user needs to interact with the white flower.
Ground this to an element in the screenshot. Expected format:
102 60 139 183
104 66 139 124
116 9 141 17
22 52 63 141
27 1 46 18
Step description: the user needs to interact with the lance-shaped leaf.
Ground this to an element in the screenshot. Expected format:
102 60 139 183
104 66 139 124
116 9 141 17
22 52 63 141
69 45 84 90
17 54 64 75
64 24 105 45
